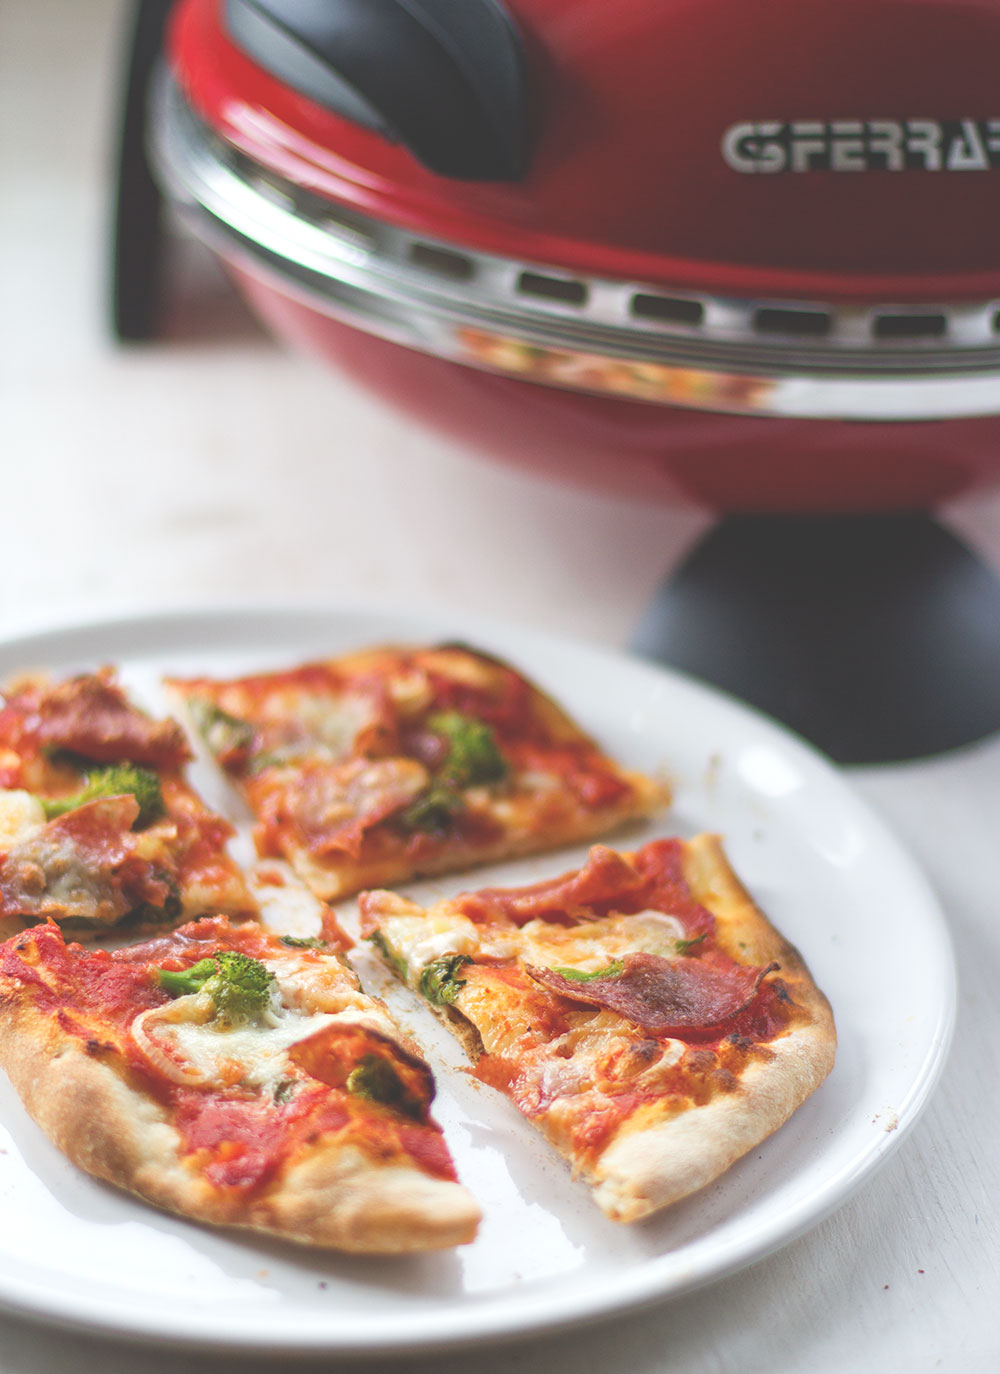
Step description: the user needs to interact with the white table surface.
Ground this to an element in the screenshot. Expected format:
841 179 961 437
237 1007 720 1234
3 3 999 1370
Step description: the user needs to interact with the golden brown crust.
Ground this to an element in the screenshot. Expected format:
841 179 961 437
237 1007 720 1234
0 1015 479 1251
0 932 481 1253
680 833 836 1035
590 1013 834 1221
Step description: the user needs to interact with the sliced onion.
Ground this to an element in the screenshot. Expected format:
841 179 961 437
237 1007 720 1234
130 999 213 1087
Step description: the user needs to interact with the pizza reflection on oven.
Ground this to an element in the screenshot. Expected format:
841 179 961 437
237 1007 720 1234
455 327 774 410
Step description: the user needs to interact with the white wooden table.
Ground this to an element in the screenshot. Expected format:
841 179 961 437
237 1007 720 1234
2 4 998 1369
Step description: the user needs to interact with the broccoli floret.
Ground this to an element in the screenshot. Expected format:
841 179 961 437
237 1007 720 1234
428 711 507 788
43 762 165 829
344 1051 429 1120
345 1054 406 1107
397 780 465 834
125 880 184 928
155 949 276 1027
187 697 255 762
364 930 409 981
550 959 625 982
396 712 506 835
418 954 473 1006
207 950 275 1026
155 957 218 997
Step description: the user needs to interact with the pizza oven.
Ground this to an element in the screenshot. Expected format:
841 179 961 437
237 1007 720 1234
134 0 1000 511
114 0 1000 762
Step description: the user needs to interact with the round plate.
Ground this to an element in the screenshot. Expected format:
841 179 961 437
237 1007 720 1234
0 608 956 1355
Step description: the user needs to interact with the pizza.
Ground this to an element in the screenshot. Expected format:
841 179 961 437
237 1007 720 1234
0 668 257 939
168 643 666 901
0 640 837 1256
359 834 836 1223
0 913 481 1252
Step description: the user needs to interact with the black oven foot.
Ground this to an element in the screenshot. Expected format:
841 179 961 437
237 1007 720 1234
631 512 1000 765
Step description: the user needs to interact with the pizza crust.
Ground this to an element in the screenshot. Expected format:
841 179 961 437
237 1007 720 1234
590 1015 835 1221
679 832 836 1039
0 1005 479 1252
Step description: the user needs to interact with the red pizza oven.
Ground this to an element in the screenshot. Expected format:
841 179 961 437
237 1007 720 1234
144 0 1000 514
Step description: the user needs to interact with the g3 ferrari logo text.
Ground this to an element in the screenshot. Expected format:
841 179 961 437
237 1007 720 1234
722 119 1000 172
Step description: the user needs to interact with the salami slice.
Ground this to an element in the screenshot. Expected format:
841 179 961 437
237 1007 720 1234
457 844 648 926
26 673 191 770
525 951 779 1035
0 796 148 923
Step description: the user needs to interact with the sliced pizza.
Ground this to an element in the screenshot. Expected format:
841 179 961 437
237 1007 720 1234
0 915 481 1252
0 668 257 938
359 835 836 1224
169 643 666 901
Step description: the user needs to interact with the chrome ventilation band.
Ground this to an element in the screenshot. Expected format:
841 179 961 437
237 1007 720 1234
150 73 1000 420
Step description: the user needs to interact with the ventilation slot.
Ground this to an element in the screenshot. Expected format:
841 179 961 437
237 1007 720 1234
631 294 705 326
316 207 377 252
873 313 947 340
409 242 475 281
753 307 832 337
516 271 588 306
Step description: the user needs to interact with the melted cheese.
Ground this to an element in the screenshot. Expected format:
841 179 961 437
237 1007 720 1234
518 909 687 972
385 667 433 715
3 828 120 922
382 906 686 982
0 789 45 846
36 836 109 907
289 691 378 760
130 826 176 863
379 910 519 974
272 959 398 1029
161 1003 334 1092
135 995 399 1094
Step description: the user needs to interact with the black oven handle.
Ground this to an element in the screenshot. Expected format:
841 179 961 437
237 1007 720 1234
224 0 529 181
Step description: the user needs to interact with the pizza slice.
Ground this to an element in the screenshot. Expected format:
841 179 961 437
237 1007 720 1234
0 669 257 938
0 915 481 1252
168 643 667 901
359 835 836 1224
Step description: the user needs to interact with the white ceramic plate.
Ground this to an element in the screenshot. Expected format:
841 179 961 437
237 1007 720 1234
0 608 955 1356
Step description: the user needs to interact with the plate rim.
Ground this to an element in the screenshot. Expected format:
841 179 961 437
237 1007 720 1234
0 603 958 1355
